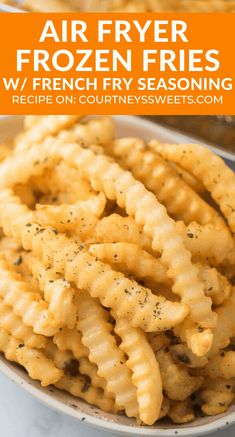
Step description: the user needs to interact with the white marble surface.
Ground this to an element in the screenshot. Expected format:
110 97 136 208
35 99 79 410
0 373 234 437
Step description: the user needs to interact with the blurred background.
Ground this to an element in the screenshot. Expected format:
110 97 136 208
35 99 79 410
0 0 235 12
146 116 235 153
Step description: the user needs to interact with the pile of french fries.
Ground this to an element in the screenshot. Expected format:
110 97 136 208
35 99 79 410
0 115 234 425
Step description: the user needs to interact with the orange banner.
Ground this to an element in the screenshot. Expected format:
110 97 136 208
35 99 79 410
0 12 235 114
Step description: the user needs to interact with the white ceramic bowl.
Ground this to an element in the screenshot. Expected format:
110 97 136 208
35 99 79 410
0 115 234 437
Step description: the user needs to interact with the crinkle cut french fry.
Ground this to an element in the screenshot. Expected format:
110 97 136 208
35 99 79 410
105 137 224 229
112 313 163 425
0 256 57 336
35 203 99 237
198 263 231 306
203 351 235 379
210 287 235 355
53 327 89 360
168 400 195 424
176 221 235 266
16 344 63 386
89 213 153 253
26 256 77 329
0 192 189 332
31 161 97 202
89 242 169 286
199 378 235 416
37 193 105 221
59 116 115 147
0 190 37 241
52 140 215 328
0 328 63 386
55 375 117 413
153 142 235 234
0 236 23 271
76 292 138 418
149 335 204 400
0 297 47 349
1 249 42 294
0 327 25 361
168 162 205 194
15 116 82 151
0 141 56 190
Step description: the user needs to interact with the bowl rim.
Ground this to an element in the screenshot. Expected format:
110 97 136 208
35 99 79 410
1 358 234 437
0 114 234 437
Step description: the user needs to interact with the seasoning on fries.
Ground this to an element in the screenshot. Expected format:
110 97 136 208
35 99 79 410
0 114 234 425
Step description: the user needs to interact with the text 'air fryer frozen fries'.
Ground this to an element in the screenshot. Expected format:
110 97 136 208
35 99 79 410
0 115 234 425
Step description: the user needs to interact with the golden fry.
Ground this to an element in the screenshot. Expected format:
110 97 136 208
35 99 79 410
113 313 163 424
154 143 235 233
